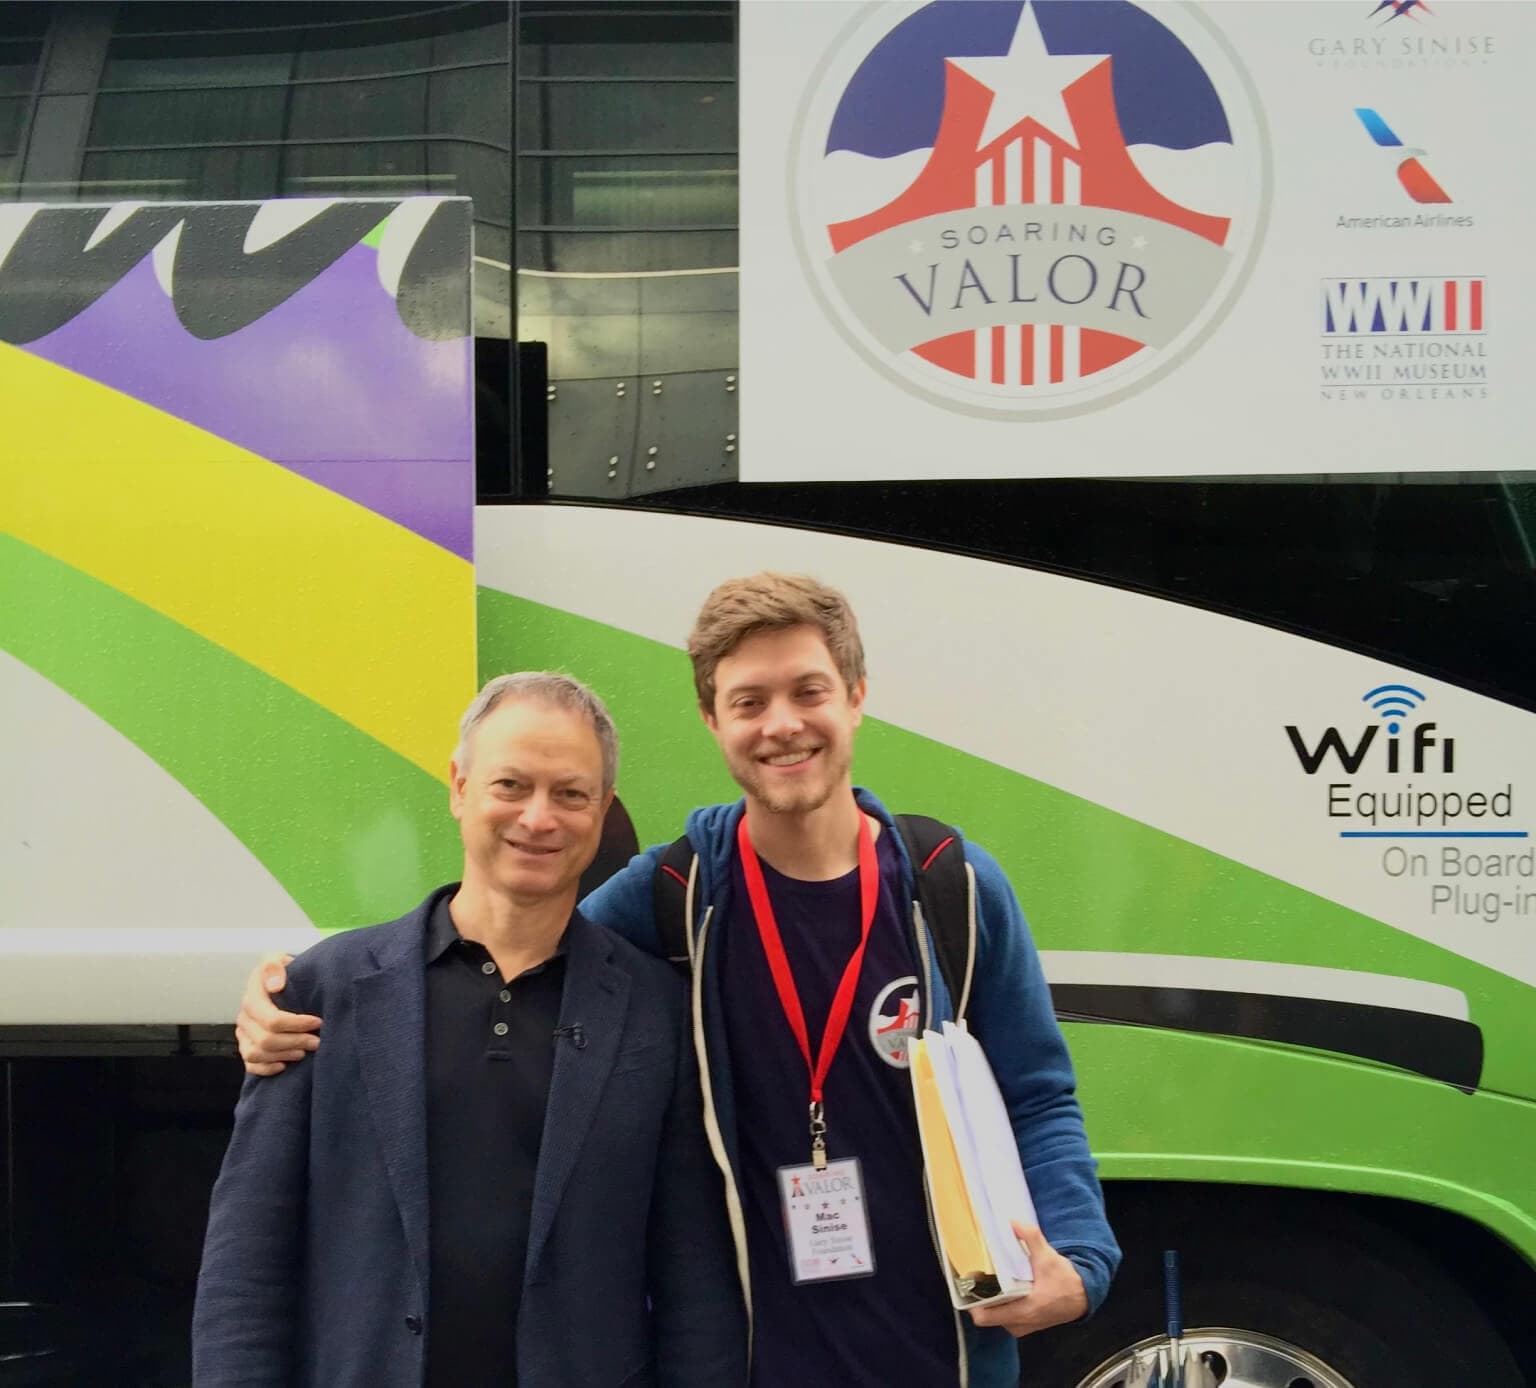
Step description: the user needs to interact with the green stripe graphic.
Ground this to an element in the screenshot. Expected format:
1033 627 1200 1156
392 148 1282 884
2 534 458 927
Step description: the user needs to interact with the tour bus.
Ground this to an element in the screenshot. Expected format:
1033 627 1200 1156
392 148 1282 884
3 1 1535 1384
4 190 1534 1387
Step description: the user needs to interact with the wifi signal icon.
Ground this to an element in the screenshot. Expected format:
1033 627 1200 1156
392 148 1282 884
1362 683 1426 735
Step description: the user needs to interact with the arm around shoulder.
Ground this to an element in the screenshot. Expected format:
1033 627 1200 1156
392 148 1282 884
579 846 670 959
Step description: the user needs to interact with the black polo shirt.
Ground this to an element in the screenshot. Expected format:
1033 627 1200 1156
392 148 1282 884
423 892 568 1388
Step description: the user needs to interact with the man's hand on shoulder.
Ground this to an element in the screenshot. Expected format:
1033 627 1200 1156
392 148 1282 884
967 1223 1088 1338
235 953 322 1076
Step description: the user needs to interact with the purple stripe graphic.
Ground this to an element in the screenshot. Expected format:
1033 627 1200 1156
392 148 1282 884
25 244 474 560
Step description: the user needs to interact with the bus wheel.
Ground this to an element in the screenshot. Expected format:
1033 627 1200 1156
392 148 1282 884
1015 1200 1524 1388
1074 1327 1355 1387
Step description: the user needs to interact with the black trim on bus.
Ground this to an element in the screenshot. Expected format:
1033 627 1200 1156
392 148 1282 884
1052 983 1485 1093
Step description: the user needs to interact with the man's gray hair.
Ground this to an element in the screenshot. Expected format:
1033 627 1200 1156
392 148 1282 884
454 672 619 795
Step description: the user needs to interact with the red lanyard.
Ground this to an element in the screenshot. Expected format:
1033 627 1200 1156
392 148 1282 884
737 812 879 1169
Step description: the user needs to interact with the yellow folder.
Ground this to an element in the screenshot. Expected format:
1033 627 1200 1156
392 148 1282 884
910 1036 995 1294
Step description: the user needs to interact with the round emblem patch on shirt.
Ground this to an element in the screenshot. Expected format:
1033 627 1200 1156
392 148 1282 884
868 975 921 1069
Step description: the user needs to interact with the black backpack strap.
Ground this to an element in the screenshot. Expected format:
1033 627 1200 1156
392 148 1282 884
894 814 976 1021
653 835 698 967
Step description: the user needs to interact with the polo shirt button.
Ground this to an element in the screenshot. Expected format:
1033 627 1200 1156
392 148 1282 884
481 961 497 976
405 1315 422 1335
499 989 512 1003
493 1022 509 1036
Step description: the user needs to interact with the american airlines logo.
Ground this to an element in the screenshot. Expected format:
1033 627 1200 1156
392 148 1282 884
1322 277 1485 335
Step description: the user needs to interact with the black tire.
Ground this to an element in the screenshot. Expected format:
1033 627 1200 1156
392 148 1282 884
1016 1189 1525 1388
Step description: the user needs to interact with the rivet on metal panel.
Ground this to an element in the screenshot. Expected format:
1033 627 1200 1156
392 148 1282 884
726 433 737 442
647 446 658 456
725 444 736 454
725 373 736 394
607 469 617 480
645 458 657 470
609 456 620 465
615 381 627 396
652 380 663 394
546 385 557 401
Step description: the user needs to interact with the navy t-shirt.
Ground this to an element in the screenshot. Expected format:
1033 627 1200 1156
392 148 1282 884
719 829 960 1388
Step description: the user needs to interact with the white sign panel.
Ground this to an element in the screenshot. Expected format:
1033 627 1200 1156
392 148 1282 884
740 0 1530 479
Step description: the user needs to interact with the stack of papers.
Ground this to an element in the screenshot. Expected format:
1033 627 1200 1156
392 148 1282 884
909 1020 1036 1309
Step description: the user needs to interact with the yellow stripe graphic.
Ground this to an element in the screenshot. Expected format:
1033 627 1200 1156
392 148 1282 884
1 343 473 777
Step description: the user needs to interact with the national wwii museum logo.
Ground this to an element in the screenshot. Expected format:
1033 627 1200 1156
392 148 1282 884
789 0 1270 420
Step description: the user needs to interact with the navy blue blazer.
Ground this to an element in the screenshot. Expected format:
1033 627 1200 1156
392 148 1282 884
193 890 746 1388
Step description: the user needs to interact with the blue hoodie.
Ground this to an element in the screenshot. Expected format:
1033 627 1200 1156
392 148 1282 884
581 788 1120 1388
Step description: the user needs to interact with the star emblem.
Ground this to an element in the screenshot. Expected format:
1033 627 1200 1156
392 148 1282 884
950 3 1110 150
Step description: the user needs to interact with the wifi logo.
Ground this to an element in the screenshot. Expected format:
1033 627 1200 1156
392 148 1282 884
1363 682 1426 735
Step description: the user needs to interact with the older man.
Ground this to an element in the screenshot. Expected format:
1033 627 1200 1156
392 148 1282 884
194 672 744 1388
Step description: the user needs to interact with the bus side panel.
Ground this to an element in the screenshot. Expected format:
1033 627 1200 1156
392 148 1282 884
0 198 477 1024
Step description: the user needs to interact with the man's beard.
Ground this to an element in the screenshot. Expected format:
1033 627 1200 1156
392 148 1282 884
734 744 849 816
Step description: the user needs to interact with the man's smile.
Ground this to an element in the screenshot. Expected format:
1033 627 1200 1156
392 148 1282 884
760 746 821 768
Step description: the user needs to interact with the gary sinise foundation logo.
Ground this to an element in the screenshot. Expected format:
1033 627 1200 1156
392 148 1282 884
1285 683 1513 834
790 0 1269 419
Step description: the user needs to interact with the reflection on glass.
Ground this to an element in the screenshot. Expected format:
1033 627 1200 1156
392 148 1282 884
91 88 287 146
0 96 26 154
77 2 512 337
81 147 281 202
518 81 734 153
288 75 430 142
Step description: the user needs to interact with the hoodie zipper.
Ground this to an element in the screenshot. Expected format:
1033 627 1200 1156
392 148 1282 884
691 903 754 1356
912 899 970 1388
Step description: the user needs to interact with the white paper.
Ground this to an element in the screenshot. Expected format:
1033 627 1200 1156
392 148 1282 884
941 1020 1038 1282
915 1021 1036 1306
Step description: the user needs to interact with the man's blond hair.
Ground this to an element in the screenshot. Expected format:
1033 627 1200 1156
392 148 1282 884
687 572 866 713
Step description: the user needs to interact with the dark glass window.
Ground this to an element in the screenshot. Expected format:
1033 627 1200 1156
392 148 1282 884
518 5 732 78
518 154 735 229
1 37 42 97
91 87 288 146
514 2 736 272
81 2 510 335
286 76 430 142
100 38 297 90
0 9 45 182
0 95 26 155
517 80 734 153
81 146 283 203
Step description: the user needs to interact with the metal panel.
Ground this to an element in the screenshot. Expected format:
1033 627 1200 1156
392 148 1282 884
627 368 738 495
546 375 639 498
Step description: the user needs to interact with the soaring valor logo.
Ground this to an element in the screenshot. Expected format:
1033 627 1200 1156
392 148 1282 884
789 0 1268 419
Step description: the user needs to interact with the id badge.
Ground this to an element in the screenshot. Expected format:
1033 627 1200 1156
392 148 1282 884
776 1157 876 1283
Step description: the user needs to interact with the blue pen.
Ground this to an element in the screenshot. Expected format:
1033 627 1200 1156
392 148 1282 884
1163 1249 1183 1387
